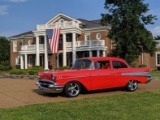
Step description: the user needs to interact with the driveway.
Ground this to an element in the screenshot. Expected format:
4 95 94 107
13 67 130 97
0 78 160 108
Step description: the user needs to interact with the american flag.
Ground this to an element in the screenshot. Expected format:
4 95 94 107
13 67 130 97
46 28 61 53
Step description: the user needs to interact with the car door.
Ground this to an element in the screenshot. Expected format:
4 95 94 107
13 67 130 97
91 60 115 90
110 61 129 87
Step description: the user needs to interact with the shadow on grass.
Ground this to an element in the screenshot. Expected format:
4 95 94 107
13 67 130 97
33 87 126 98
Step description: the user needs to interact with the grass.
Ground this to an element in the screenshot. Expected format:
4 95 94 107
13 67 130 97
150 71 160 77
0 91 160 120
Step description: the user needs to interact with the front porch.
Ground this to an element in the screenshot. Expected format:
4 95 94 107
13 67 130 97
19 49 106 70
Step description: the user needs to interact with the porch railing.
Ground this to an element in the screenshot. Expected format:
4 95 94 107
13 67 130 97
20 40 105 51
66 40 105 48
21 44 44 51
37 21 79 30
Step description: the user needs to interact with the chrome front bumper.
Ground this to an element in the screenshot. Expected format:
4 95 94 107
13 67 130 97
36 81 64 93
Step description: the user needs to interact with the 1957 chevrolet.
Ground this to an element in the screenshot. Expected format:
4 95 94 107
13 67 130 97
36 57 152 97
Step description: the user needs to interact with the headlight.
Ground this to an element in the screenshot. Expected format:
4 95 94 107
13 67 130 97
37 74 40 79
51 75 56 82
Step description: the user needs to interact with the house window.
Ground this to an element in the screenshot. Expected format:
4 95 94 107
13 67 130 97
85 34 90 40
22 40 25 46
16 56 20 65
96 33 101 40
28 56 33 65
156 53 160 66
13 41 17 52
28 40 33 45
48 55 51 61
39 36 44 44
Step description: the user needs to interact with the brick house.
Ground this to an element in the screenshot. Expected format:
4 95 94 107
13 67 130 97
8 13 160 70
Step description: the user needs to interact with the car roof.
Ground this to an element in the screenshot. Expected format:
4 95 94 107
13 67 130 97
78 57 125 62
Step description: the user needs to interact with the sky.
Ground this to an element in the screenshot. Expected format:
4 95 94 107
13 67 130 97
0 0 160 38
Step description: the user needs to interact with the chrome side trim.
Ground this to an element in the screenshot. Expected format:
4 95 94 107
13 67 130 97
121 72 150 76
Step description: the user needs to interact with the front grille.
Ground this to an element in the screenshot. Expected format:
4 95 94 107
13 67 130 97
39 80 54 88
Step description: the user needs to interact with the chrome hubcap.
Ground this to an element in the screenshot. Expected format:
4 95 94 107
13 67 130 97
68 83 80 96
128 80 137 91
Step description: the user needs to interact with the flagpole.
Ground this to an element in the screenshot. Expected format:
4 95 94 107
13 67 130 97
56 52 59 68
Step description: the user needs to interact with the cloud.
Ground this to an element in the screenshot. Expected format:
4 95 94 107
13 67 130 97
0 5 9 15
2 0 28 2
150 26 160 37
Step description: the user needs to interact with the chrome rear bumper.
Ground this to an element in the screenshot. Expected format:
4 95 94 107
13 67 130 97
147 76 152 83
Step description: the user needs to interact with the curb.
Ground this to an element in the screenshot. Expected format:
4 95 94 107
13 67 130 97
0 74 38 80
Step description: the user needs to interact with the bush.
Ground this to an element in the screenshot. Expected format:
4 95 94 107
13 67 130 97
28 66 43 75
139 64 147 68
29 66 43 71
0 61 12 71
28 70 37 75
9 69 28 75
54 66 70 70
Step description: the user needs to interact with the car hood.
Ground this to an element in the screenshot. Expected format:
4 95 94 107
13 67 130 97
38 69 90 80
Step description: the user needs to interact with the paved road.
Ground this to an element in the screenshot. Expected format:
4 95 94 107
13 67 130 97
0 78 159 108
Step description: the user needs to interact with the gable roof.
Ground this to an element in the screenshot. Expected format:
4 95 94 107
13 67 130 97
78 19 103 28
8 31 34 39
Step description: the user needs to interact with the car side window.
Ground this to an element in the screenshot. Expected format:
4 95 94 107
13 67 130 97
112 61 128 69
94 61 111 69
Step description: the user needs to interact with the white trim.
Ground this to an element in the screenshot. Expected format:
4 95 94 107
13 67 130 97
28 56 33 66
13 41 17 52
16 56 20 65
85 34 90 40
96 33 101 40
156 52 160 66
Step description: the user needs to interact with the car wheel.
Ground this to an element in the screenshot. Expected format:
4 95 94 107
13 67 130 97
64 82 81 97
126 80 138 91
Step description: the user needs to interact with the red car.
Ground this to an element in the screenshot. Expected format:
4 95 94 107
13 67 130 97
36 57 152 97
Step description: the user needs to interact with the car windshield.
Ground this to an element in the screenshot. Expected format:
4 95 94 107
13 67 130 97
71 59 92 69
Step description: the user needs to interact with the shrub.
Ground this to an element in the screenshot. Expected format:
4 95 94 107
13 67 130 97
0 61 12 71
9 69 28 75
28 70 37 75
139 64 147 68
54 66 70 70
29 66 43 71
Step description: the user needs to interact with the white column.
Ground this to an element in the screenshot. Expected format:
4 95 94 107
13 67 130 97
44 35 48 70
97 50 100 57
72 32 76 64
36 35 40 66
25 54 27 69
142 53 144 64
89 51 92 57
63 33 67 66
103 51 105 57
20 55 24 69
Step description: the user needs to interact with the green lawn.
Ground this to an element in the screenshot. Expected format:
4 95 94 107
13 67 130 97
150 71 160 77
0 91 160 120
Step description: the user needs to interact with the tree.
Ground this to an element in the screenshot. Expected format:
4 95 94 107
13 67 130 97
0 36 11 70
154 35 160 40
101 0 157 64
